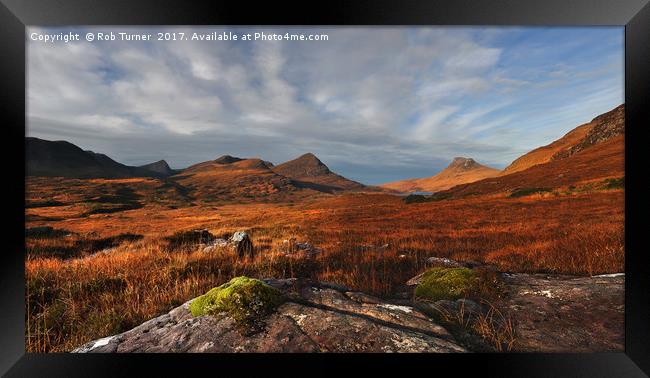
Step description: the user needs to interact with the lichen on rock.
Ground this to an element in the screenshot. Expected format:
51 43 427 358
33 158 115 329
189 276 284 333
414 267 477 301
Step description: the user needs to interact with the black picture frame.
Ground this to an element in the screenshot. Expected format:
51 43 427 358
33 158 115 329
1 0 648 376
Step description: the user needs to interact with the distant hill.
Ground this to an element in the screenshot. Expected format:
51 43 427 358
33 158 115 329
26 137 159 179
438 105 625 199
214 155 244 164
272 153 365 192
380 157 500 193
170 157 306 202
138 160 176 177
501 104 624 175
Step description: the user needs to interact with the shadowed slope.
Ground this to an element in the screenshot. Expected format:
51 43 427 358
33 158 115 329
26 137 160 179
138 160 176 177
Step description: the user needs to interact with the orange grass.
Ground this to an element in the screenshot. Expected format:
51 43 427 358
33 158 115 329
25 181 624 352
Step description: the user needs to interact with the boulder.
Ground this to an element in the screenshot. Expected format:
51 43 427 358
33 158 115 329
414 298 482 320
281 240 322 258
425 257 463 268
229 231 254 259
496 272 624 352
456 298 482 316
295 242 313 250
73 277 466 353
201 238 229 253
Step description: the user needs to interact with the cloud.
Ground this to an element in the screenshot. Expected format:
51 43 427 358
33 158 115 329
27 26 623 184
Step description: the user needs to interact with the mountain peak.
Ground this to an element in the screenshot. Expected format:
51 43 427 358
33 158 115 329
148 159 169 167
138 159 174 176
295 152 324 164
448 157 478 170
214 155 243 164
274 153 330 177
272 153 363 192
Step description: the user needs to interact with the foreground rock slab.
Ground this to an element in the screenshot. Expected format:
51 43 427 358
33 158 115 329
73 279 465 353
499 272 624 352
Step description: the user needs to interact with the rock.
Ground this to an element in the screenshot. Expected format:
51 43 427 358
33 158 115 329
345 291 383 304
435 300 459 312
201 238 229 253
229 231 254 259
456 299 481 316
318 281 351 292
262 278 298 291
406 272 427 286
496 272 624 352
393 291 411 300
73 278 466 353
425 257 463 268
413 298 481 321
295 242 313 250
413 300 448 317
281 240 322 258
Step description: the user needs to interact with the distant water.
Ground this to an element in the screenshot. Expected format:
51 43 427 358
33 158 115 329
396 191 433 197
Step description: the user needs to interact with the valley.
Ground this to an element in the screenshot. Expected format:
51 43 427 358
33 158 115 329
25 104 625 353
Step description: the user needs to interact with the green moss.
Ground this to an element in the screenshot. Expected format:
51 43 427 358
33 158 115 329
509 187 552 198
189 276 284 333
414 267 478 301
603 177 624 189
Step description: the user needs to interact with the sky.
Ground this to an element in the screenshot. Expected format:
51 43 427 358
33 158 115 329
27 27 624 185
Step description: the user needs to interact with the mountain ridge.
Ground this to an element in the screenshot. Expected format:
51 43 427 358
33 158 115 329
501 104 624 176
26 137 161 179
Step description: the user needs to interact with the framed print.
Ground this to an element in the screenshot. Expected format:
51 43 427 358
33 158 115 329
1 0 649 376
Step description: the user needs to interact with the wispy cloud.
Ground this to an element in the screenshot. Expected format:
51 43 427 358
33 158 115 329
27 26 623 184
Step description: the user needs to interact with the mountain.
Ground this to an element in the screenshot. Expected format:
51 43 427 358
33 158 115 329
170 157 305 202
138 160 176 177
439 105 625 199
26 137 158 179
214 155 244 164
501 104 624 175
271 153 365 192
380 157 500 193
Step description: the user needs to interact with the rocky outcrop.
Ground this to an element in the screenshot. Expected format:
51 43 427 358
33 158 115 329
192 230 254 258
552 104 624 160
72 278 466 353
498 272 624 352
405 258 624 352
